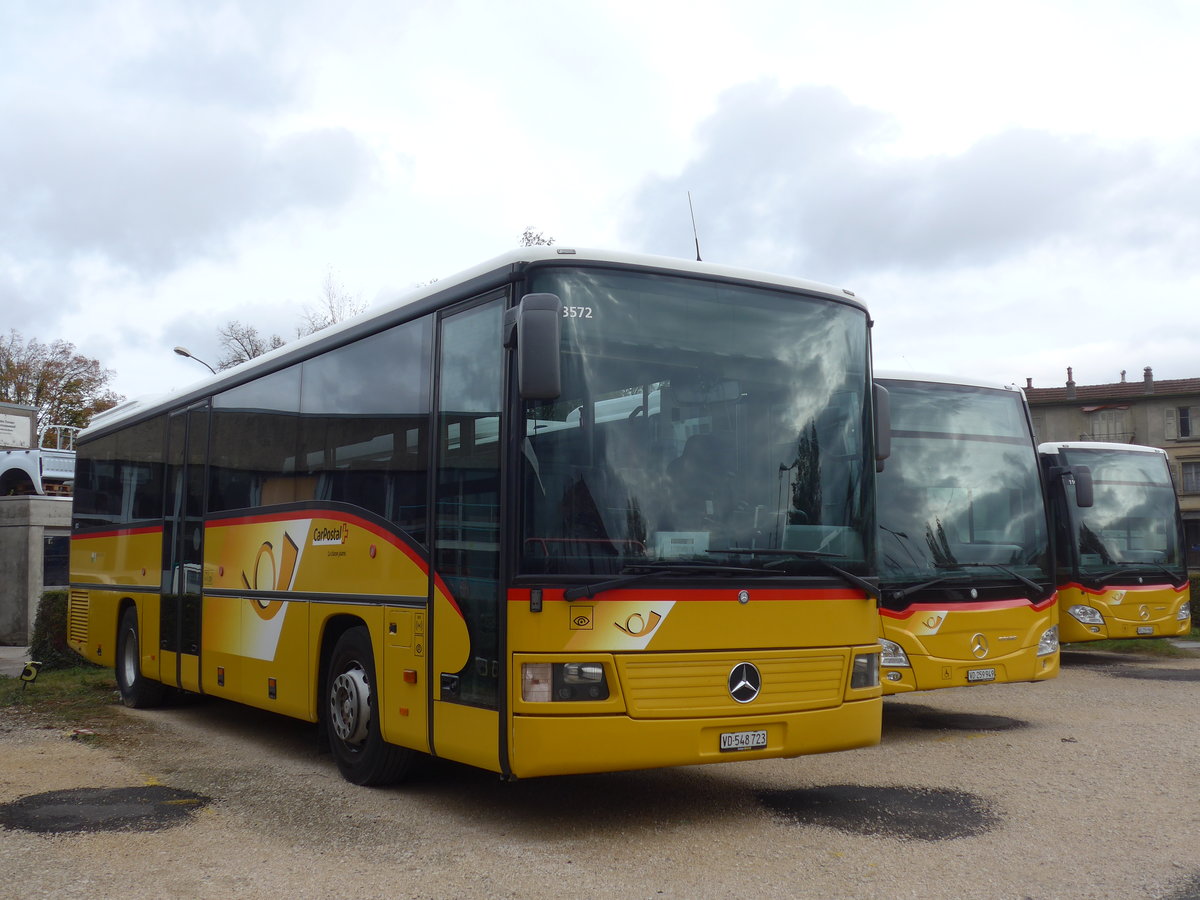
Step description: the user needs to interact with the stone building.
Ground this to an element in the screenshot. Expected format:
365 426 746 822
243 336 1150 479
1023 367 1200 568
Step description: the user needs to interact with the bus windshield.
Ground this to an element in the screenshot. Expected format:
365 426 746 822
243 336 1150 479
1057 446 1185 578
877 380 1051 601
518 267 873 578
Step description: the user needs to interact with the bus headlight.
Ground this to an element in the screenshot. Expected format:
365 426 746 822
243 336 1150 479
1178 601 1191 621
1067 605 1104 625
879 639 911 668
1037 625 1059 656
850 652 880 689
521 662 610 702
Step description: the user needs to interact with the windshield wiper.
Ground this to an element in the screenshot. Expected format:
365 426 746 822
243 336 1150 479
713 547 845 558
1097 563 1182 583
562 562 767 601
945 563 1047 598
708 549 879 599
889 574 964 602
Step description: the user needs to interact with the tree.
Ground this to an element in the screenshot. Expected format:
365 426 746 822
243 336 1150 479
520 226 555 247
297 269 368 337
211 270 367 370
0 330 122 431
216 320 286 370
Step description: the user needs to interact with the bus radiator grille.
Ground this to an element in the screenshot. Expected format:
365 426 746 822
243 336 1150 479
615 650 847 719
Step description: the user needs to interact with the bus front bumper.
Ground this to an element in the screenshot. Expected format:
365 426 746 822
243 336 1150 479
508 697 881 778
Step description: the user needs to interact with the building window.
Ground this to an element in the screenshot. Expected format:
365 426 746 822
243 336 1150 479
1089 409 1129 441
1183 461 1200 493
1167 406 1200 440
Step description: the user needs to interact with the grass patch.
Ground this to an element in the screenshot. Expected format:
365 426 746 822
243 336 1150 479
1064 625 1200 657
0 666 126 733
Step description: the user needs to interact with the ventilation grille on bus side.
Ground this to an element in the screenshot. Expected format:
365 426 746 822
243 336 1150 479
68 591 89 645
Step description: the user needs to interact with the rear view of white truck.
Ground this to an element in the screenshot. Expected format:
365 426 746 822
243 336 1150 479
0 402 77 496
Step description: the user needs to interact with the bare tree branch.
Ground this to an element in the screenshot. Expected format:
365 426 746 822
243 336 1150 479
520 226 555 247
216 321 285 370
297 269 367 337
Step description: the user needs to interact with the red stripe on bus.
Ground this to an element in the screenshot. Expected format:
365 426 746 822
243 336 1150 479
71 525 162 540
507 587 867 603
208 508 426 568
206 508 460 616
1060 581 1186 595
879 595 1055 619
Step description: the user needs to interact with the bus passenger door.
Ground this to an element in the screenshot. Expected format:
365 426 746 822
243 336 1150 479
160 403 207 692
430 295 505 772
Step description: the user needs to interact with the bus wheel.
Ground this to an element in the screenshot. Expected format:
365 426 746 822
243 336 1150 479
116 607 165 708
325 626 413 786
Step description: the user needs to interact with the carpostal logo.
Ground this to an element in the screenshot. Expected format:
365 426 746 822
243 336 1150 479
312 522 349 546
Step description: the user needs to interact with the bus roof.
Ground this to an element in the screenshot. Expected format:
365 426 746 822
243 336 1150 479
1038 441 1168 457
83 247 866 440
874 369 1023 395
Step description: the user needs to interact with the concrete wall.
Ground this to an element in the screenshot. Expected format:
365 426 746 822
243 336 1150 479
0 496 71 645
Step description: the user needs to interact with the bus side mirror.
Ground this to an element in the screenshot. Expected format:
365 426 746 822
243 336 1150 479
505 293 562 400
873 382 891 473
1070 465 1094 508
1049 463 1094 509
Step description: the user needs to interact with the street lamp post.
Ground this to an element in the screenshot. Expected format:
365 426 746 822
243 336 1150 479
173 346 217 375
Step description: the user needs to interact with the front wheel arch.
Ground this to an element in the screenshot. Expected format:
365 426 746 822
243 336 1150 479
322 624 414 786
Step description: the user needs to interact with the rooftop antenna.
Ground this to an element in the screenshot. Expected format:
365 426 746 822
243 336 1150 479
688 191 702 261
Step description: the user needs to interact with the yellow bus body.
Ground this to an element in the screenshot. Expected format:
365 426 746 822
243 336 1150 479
1057 582 1191 643
879 598 1058 693
69 248 885 783
70 512 882 778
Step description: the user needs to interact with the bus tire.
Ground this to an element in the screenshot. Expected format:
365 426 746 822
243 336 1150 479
116 607 165 709
325 626 413 786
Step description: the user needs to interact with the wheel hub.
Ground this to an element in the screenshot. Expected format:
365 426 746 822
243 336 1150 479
329 665 371 744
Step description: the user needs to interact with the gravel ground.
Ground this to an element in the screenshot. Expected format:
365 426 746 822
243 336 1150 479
1 647 1198 900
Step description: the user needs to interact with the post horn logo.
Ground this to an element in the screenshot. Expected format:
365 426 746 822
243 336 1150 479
615 611 662 637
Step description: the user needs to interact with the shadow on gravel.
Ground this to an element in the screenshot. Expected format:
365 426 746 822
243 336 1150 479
1163 872 1200 900
1101 666 1200 682
0 786 210 834
757 785 1000 841
883 702 1029 733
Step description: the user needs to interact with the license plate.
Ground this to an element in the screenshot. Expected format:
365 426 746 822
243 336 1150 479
720 730 767 752
1137 626 1154 635
967 668 996 683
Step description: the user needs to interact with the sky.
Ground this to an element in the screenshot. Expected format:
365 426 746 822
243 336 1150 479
4 0 1200 404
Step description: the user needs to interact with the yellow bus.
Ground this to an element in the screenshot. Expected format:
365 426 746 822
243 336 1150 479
874 372 1059 692
1039 441 1191 643
69 248 885 784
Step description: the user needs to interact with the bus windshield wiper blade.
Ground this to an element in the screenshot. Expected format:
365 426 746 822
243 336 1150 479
712 547 845 558
1102 563 1181 583
709 548 878 599
890 574 962 602
949 563 1047 597
807 558 880 600
561 562 767 601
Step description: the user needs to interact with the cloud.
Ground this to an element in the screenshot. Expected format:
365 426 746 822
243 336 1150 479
0 100 373 276
629 81 1199 283
0 2 375 289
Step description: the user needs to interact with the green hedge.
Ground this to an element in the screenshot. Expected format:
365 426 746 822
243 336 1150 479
29 590 91 671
